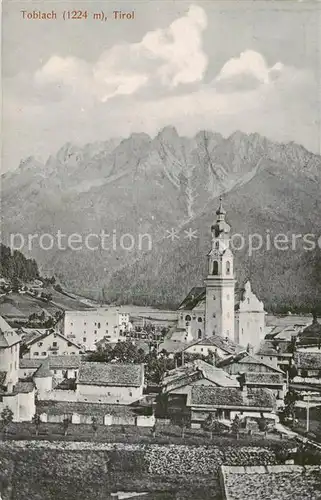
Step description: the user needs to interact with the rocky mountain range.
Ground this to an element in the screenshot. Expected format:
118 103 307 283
1 127 321 311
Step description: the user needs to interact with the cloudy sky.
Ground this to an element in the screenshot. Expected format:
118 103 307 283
2 0 321 171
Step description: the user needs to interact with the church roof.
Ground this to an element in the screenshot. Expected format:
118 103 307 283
177 287 205 311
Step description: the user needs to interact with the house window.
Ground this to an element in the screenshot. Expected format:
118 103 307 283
212 261 219 275
71 322 73 326
247 298 250 304
200 347 203 352
83 337 87 343
227 294 230 300
129 391 132 397
94 330 97 334
185 315 191 321
53 370 57 374
213 313 216 318
197 317 203 323
42 352 46 356
226 261 231 274
227 313 230 318
215 241 219 249
38 342 43 347
34 352 39 356
97 322 101 328
84 322 87 325
198 329 202 339
53 342 57 347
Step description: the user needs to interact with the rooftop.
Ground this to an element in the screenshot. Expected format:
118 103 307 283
217 352 283 373
0 315 21 347
78 362 144 387
188 386 275 409
14 381 35 394
20 355 82 370
294 352 321 370
242 372 284 386
184 335 246 355
221 465 321 500
37 400 139 418
256 341 278 357
163 359 239 390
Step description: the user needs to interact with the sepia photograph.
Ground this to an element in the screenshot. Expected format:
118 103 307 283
1 0 321 498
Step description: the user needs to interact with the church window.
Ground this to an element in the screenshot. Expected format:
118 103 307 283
226 261 231 274
213 295 216 300
241 328 244 335
198 317 203 322
247 298 250 304
198 329 202 339
185 315 191 321
212 261 219 275
227 294 230 300
213 313 216 318
215 241 219 249
227 313 230 318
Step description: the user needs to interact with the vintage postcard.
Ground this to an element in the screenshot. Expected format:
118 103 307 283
1 1 321 498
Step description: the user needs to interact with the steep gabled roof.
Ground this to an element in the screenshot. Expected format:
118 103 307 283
162 359 239 391
24 329 81 350
0 315 21 347
177 287 206 311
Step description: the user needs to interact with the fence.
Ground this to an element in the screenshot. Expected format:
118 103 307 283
40 412 155 427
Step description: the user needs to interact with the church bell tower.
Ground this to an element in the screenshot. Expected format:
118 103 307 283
205 197 235 340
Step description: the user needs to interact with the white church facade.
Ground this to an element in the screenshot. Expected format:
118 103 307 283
177 198 265 351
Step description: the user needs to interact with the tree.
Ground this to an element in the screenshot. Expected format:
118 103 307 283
92 416 98 438
231 415 240 439
1 407 14 436
62 417 70 436
32 412 41 436
281 390 298 425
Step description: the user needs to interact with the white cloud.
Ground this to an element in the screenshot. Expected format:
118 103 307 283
214 50 285 91
34 5 208 102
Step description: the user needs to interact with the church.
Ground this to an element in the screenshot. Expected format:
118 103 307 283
177 198 266 351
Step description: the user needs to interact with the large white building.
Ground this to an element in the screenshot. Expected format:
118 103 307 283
177 199 266 351
61 308 131 351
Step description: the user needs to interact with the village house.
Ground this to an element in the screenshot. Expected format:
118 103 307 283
217 351 284 376
186 385 277 428
160 359 239 421
21 329 82 359
76 362 145 404
182 334 246 360
0 316 35 421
